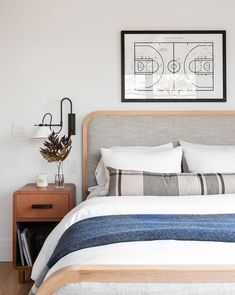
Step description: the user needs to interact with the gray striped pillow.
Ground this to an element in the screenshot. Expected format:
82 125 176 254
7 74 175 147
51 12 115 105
107 167 235 196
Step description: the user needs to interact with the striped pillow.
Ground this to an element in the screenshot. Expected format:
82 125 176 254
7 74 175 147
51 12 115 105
107 167 235 196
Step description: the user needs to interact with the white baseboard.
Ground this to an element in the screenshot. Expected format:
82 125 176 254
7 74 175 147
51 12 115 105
0 239 12 261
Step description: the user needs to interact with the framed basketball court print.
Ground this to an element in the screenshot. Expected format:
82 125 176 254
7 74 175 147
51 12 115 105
121 30 226 102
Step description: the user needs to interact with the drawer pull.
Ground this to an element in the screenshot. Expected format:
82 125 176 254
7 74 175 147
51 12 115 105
31 204 53 209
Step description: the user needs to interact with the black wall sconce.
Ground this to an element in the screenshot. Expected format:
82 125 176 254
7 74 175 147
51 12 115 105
33 97 76 138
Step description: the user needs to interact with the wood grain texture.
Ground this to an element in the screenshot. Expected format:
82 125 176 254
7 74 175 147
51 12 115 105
0 263 33 295
82 110 235 198
37 264 235 295
16 194 70 219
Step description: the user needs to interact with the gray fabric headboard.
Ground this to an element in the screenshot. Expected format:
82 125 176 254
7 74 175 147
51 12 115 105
82 111 235 198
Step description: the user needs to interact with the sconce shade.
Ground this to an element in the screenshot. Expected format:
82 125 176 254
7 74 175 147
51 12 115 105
32 126 52 139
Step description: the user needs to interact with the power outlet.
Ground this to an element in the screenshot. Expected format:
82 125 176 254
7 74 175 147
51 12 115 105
68 159 76 173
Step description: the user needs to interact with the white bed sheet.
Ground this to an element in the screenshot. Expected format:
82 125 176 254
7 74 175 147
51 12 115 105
32 195 235 283
46 240 235 280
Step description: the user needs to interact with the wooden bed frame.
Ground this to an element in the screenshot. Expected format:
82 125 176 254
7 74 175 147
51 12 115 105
37 110 235 294
37 265 235 295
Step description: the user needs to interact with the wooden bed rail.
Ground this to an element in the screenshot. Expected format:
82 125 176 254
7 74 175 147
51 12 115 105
37 264 235 295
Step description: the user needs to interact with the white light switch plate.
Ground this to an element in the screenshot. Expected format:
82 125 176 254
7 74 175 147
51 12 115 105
12 124 26 137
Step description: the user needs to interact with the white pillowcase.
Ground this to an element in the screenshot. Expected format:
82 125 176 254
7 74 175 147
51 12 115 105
180 140 235 173
180 140 235 150
101 146 183 194
95 143 174 187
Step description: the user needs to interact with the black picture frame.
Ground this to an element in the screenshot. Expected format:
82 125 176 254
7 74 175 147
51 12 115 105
121 30 226 103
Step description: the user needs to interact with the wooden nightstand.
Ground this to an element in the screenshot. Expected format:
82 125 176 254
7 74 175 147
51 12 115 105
13 183 76 283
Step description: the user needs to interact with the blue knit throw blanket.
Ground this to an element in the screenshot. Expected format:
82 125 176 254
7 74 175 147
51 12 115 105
29 214 235 294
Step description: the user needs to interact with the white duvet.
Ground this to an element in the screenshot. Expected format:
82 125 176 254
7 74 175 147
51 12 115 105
32 195 235 283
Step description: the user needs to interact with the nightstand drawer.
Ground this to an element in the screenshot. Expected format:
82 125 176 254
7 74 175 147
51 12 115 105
16 194 70 218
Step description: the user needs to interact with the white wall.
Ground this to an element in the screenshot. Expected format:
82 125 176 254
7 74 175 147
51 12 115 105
0 0 234 260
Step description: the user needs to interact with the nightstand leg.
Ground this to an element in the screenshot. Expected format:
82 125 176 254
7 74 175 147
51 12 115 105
18 270 25 284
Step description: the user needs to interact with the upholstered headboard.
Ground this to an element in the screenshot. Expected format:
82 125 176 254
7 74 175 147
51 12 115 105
82 111 235 198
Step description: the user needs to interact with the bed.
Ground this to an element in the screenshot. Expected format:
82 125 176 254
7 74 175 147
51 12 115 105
31 110 235 295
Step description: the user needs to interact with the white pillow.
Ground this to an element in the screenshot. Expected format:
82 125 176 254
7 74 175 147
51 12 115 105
180 141 235 173
101 146 183 194
95 143 173 186
180 140 235 150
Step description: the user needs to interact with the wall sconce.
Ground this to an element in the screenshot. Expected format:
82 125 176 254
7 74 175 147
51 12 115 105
33 97 76 138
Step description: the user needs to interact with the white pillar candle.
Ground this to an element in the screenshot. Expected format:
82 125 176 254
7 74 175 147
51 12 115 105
36 174 48 187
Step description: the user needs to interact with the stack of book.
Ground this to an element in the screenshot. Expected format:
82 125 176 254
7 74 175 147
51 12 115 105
17 226 33 266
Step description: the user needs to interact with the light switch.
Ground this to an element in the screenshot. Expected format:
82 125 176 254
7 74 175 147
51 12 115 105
12 124 26 137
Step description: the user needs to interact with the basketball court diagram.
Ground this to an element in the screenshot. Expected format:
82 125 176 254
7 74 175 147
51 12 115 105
133 42 214 95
